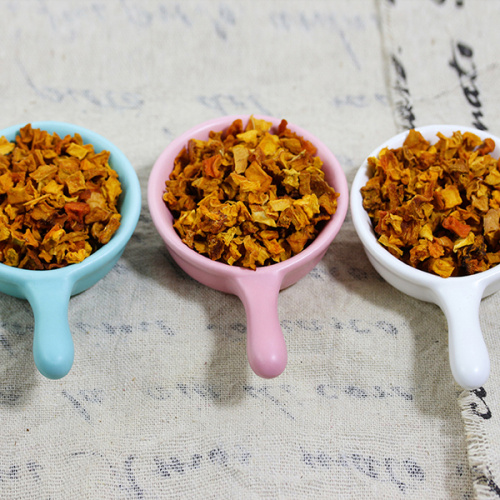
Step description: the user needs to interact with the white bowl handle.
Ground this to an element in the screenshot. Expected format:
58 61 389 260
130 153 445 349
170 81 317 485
434 282 490 390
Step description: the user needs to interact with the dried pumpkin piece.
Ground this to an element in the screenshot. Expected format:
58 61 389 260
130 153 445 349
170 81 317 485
361 129 500 276
0 124 122 270
66 143 89 160
232 145 249 174
164 117 339 268
0 137 15 156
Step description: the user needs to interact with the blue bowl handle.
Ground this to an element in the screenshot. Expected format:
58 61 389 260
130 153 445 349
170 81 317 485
24 278 75 379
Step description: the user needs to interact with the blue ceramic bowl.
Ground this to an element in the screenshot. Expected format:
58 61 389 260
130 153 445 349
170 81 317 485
0 121 141 379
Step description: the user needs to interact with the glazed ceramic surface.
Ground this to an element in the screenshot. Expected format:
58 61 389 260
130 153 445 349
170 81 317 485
148 115 349 378
0 121 141 379
351 124 500 390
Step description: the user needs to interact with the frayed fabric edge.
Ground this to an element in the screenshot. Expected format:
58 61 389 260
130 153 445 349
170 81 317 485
458 389 500 499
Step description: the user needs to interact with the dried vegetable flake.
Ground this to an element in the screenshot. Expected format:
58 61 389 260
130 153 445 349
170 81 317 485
163 117 339 269
361 129 500 277
0 124 122 270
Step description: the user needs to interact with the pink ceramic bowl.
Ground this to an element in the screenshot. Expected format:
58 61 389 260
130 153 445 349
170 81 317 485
148 115 348 378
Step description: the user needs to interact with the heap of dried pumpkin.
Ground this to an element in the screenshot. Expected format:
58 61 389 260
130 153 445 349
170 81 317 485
0 124 121 270
361 129 500 277
163 117 339 269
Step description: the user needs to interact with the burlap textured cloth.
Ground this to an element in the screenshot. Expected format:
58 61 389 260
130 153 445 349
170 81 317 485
0 1 499 498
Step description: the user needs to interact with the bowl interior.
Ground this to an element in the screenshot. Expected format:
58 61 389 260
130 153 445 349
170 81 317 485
148 114 349 289
350 124 500 295
0 121 142 297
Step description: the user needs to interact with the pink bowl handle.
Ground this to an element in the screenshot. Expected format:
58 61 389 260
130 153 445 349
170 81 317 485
234 274 287 378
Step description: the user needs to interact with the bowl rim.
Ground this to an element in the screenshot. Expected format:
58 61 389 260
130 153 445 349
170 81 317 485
350 124 500 287
0 120 141 281
148 114 349 277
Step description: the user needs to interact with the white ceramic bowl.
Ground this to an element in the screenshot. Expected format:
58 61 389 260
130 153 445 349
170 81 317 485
351 124 500 390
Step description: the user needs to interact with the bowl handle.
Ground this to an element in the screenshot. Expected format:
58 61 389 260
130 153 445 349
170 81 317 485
234 274 288 378
434 282 490 390
24 278 74 379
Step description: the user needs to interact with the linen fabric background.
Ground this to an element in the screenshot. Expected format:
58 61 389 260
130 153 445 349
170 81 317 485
0 1 499 498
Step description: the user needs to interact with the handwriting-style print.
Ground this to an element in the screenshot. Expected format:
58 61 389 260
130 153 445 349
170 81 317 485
196 94 271 116
449 41 487 130
476 466 500 497
469 387 492 420
18 61 144 111
391 53 416 130
317 383 413 401
61 389 105 422
301 447 425 493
